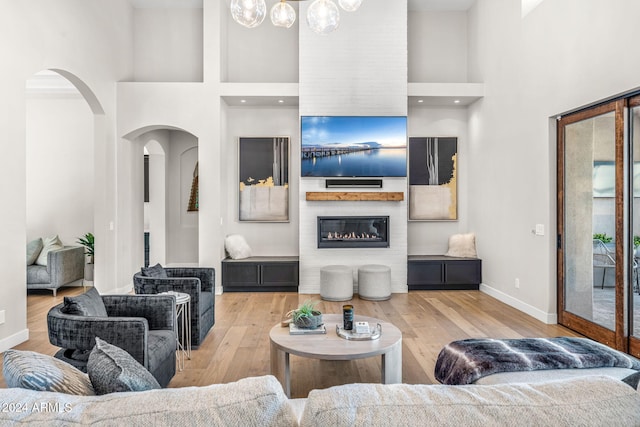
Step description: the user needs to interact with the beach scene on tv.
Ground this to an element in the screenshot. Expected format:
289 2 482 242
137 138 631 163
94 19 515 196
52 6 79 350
301 116 407 177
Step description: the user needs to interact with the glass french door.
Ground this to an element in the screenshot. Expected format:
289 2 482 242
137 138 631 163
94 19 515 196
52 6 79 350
558 97 640 357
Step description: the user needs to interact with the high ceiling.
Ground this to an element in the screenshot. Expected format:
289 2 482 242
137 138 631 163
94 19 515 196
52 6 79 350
130 0 476 11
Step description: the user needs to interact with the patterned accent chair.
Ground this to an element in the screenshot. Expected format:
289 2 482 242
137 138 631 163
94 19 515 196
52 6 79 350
47 288 177 387
133 265 215 348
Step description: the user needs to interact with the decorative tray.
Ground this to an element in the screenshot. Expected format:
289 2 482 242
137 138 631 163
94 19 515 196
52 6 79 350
335 323 382 341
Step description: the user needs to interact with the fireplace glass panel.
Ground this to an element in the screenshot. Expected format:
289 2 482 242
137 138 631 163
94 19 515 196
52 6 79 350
317 216 389 248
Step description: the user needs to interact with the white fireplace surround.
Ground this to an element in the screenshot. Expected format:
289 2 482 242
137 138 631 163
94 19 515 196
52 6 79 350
299 178 408 294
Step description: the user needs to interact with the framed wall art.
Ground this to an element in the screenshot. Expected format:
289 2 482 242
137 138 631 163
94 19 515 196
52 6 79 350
238 136 289 222
409 136 458 221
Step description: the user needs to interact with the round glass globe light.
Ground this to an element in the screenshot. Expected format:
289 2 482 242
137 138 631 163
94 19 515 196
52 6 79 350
338 0 362 12
307 0 340 35
230 0 267 28
271 1 296 28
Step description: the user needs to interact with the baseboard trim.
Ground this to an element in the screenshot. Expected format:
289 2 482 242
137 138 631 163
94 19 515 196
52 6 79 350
480 283 557 324
0 329 29 353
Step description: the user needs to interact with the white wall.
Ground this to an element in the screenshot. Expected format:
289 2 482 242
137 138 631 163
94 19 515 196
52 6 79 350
223 10 298 83
168 133 199 264
408 11 468 83
407 106 470 255
467 0 640 322
26 92 94 246
223 106 299 256
0 0 134 352
133 7 203 82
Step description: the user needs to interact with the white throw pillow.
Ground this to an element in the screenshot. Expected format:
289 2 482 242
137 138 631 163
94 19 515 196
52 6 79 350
35 235 64 266
225 234 252 260
445 233 477 258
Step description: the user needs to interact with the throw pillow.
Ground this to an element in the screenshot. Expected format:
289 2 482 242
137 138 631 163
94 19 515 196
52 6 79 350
140 262 168 278
26 238 43 266
35 235 64 266
445 233 477 258
622 371 640 390
61 287 108 317
2 349 95 395
225 234 252 260
87 337 160 395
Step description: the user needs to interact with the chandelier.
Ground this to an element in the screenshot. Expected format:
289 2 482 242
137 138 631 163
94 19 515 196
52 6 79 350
230 0 363 35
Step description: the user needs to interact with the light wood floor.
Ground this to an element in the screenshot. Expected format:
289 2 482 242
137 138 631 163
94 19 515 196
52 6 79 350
1 287 580 398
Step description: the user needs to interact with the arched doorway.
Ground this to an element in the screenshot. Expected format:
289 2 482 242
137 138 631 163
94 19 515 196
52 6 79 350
123 127 199 270
25 69 104 296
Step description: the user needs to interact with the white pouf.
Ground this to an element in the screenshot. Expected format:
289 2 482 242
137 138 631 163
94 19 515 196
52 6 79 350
320 265 353 301
358 264 391 301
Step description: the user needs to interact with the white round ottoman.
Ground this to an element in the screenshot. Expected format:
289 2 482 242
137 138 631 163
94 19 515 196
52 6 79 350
358 264 391 301
320 265 353 301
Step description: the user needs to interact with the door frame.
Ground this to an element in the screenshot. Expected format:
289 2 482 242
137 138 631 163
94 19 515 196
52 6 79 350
557 99 627 352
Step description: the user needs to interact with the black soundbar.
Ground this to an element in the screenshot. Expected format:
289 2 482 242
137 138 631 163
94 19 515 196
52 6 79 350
325 179 383 188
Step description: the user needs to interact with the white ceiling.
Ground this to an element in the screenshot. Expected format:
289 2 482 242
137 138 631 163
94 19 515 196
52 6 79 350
130 0 476 11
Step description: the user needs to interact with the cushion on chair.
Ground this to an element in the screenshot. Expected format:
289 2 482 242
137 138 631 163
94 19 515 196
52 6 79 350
35 235 64 266
26 238 43 266
87 337 161 395
445 233 477 258
141 263 168 278
224 234 252 259
2 349 95 396
61 287 108 317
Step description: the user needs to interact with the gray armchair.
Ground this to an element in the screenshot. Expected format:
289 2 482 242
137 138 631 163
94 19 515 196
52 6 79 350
47 291 177 387
133 267 215 348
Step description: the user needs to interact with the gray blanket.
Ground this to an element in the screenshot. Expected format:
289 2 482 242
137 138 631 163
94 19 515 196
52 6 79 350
435 337 640 385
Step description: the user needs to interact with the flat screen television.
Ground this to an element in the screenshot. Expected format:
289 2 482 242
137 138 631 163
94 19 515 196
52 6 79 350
301 116 407 177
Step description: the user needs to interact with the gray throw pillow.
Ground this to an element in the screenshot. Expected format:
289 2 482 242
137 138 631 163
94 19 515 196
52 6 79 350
61 287 108 317
2 349 95 395
140 263 168 278
622 371 640 389
87 337 160 395
26 238 43 266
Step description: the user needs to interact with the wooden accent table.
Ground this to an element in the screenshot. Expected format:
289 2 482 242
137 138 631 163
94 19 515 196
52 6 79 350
269 314 402 397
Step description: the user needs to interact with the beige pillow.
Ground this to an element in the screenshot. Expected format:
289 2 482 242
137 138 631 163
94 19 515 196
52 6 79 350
445 233 477 258
35 235 64 266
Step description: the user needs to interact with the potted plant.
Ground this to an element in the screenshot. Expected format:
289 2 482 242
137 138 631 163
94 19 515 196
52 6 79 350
593 233 613 243
634 235 640 257
286 299 323 329
77 232 94 282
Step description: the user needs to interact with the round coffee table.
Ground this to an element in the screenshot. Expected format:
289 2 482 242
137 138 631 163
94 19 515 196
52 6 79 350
269 314 402 397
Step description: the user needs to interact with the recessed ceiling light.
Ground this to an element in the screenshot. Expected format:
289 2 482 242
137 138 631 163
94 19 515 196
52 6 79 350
278 99 284 103
240 99 247 103
454 99 461 104
417 99 424 103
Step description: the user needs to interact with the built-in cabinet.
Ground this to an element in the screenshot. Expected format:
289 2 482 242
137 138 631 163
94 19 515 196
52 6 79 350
222 256 299 292
407 255 482 290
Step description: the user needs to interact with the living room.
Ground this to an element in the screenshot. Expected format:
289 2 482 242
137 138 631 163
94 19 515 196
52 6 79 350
4 0 640 421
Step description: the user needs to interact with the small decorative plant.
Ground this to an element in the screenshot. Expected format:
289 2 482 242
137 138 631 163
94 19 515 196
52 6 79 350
287 299 323 329
593 233 613 243
77 232 95 264
634 235 640 248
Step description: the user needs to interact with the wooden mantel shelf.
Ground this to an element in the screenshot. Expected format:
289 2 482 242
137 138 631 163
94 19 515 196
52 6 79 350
305 192 404 201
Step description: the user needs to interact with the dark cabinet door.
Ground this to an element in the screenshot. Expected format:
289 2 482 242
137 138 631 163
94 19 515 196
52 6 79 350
444 260 481 285
223 263 260 287
408 261 443 285
261 263 298 287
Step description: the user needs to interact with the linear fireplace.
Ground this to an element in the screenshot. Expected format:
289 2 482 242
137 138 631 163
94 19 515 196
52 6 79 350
317 216 389 248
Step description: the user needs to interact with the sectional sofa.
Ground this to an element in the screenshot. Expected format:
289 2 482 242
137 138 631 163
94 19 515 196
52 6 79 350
0 374 638 426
